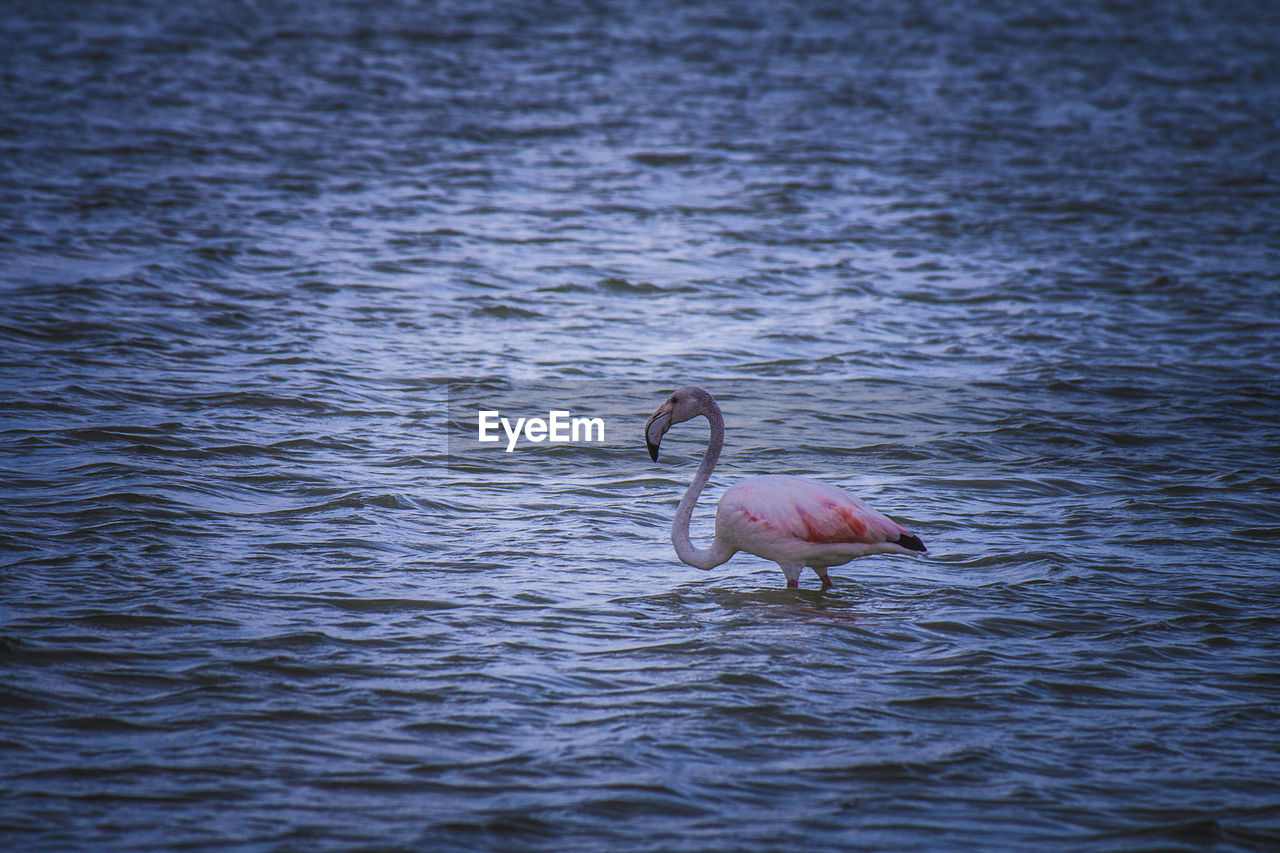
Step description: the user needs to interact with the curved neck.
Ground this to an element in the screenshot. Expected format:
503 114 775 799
672 396 735 570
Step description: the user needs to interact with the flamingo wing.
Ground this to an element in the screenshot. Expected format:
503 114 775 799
723 475 921 549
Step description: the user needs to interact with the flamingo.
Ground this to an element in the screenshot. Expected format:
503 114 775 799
645 386 927 589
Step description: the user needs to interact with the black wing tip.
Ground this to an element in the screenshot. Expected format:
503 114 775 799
897 532 927 553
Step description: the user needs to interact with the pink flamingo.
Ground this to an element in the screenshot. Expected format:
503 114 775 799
645 386 927 589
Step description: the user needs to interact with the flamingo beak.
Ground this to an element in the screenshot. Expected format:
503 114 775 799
645 405 673 462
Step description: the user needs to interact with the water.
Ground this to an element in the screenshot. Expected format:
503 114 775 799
3 0 1280 849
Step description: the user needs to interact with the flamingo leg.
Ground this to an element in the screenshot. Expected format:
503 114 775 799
779 563 803 588
814 567 834 589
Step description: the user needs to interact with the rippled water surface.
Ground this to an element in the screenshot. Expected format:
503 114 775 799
3 1 1280 850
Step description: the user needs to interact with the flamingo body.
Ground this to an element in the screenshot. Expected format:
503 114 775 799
717 475 923 570
646 386 926 589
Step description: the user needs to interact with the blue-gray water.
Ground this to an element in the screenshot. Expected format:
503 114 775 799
3 1 1280 850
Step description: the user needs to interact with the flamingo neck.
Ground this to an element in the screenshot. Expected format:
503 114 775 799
672 397 735 571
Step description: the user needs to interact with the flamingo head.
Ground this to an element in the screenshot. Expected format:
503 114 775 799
645 385 709 461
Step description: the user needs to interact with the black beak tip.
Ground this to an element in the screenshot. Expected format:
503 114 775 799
646 442 659 462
